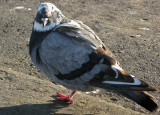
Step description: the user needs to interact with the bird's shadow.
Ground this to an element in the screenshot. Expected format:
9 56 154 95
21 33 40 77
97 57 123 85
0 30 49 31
0 95 71 115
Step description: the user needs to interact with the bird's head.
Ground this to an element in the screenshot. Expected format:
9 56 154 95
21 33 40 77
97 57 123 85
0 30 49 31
33 3 64 32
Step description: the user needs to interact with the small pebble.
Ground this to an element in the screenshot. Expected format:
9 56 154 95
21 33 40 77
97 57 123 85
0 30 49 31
28 8 32 11
15 6 25 10
136 35 141 37
140 27 149 30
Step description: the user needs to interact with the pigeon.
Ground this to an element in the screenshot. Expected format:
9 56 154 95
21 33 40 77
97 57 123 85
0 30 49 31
29 2 159 112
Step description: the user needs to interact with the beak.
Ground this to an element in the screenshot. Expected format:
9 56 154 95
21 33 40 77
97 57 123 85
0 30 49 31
41 18 48 27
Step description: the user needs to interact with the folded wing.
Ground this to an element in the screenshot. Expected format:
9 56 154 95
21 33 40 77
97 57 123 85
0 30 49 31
88 48 157 91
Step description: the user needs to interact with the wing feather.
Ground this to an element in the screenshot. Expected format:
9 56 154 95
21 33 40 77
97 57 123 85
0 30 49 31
55 20 104 48
39 21 104 80
88 48 157 91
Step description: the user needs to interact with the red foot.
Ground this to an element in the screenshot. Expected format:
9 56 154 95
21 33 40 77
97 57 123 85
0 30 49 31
56 93 73 103
56 91 76 104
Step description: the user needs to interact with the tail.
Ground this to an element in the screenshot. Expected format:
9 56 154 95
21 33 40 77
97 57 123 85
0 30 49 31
89 48 159 112
97 65 159 112
90 48 158 91
90 64 158 91
119 91 159 112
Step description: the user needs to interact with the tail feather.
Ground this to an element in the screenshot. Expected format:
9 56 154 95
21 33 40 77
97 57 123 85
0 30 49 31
97 83 158 91
90 68 158 91
90 47 158 91
89 48 159 112
119 91 159 112
101 64 158 91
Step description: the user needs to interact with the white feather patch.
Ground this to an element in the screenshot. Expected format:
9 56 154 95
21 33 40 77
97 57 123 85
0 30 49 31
34 21 56 32
112 63 123 71
38 2 60 13
102 77 141 85
111 66 118 78
111 63 123 78
68 20 81 28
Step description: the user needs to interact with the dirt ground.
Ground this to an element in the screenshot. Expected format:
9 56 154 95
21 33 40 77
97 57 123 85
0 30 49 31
0 0 160 114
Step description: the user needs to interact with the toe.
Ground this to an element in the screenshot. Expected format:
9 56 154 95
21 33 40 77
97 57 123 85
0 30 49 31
57 93 66 97
68 98 73 103
56 97 67 100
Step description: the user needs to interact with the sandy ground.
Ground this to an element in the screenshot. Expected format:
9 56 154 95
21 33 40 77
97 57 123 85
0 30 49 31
0 0 160 114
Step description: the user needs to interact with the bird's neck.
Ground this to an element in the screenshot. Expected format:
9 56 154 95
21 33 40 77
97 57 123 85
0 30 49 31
33 21 56 32
29 30 52 55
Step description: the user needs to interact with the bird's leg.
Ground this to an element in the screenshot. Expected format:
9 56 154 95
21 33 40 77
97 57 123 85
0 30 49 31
56 90 76 103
